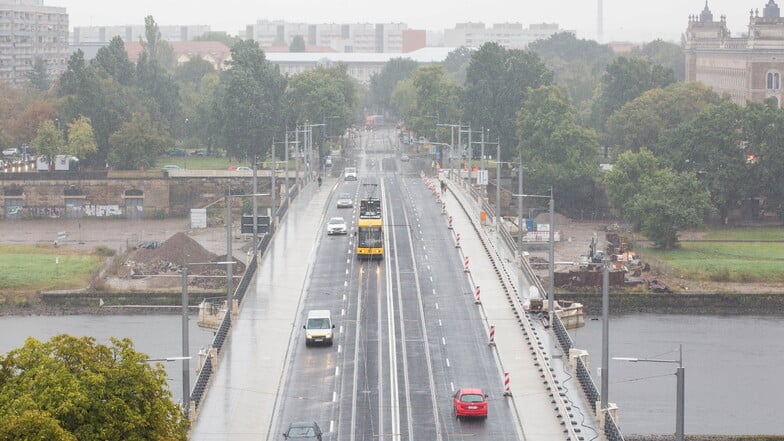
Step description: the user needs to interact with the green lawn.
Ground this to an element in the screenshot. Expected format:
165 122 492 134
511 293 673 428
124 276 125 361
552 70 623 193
641 227 784 283
0 245 103 295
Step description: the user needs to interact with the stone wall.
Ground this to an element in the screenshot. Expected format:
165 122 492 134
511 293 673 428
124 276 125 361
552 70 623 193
0 171 283 219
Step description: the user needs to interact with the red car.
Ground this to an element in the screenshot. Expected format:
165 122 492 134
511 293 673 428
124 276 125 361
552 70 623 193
453 387 488 419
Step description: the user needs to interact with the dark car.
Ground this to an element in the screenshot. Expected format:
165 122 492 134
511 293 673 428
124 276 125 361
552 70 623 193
453 387 488 419
282 421 322 440
165 148 187 157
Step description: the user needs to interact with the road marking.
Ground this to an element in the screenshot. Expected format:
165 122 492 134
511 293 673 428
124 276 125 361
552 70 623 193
435 302 439 310
442 337 446 345
446 358 450 367
336 366 340 376
438 319 442 326
341 308 345 316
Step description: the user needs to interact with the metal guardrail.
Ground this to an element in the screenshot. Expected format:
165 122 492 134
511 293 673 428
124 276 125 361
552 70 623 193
189 181 298 415
604 410 625 441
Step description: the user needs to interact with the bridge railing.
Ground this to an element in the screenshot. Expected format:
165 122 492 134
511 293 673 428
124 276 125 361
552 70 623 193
189 181 301 417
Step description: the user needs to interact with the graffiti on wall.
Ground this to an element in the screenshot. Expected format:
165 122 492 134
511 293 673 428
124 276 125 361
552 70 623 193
27 206 63 218
83 205 122 217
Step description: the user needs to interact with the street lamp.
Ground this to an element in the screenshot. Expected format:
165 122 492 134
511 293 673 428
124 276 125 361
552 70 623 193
614 345 685 441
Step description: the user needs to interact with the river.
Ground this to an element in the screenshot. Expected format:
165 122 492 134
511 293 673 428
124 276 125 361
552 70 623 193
0 314 215 404
569 313 782 435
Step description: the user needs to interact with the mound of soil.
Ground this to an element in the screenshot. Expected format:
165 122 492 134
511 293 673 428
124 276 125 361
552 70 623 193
134 232 215 267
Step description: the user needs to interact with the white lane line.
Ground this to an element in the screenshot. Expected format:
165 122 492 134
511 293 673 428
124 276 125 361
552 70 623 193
438 319 442 326
432 289 436 295
338 344 342 353
333 391 337 402
450 382 455 392
435 302 439 310
344 281 348 287
330 420 335 434
429 276 433 283
340 325 344 333
446 358 450 368
336 366 340 376
341 308 345 316
442 337 446 345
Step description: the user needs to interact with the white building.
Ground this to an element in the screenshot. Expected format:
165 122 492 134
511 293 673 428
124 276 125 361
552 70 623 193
0 0 69 85
443 22 562 48
265 47 456 84
71 24 211 44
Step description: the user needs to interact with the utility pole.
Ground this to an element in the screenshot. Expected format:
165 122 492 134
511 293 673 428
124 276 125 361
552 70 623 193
180 264 190 418
225 190 233 319
252 155 258 256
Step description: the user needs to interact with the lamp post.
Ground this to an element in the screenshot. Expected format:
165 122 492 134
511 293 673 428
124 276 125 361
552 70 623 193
437 123 464 179
614 345 685 441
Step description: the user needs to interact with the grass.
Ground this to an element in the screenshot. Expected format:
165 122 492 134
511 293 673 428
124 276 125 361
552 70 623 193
0 245 104 297
640 227 784 283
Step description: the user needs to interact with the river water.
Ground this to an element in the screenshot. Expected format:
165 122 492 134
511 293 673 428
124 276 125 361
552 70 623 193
569 313 783 435
0 314 215 404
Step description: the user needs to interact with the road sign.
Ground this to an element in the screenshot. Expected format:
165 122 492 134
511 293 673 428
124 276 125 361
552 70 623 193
241 215 270 234
476 169 488 186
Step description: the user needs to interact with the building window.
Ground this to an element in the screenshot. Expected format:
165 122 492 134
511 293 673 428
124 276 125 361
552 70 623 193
767 72 780 90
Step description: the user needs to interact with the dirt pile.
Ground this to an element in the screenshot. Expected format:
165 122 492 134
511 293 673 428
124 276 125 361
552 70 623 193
122 232 245 289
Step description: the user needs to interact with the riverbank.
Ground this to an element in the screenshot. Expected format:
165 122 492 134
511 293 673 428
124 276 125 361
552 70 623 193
557 292 784 315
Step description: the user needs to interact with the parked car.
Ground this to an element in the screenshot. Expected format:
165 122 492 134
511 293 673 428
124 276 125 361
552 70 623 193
336 192 353 208
453 387 488 419
2 147 19 156
235 166 252 172
326 217 347 235
161 164 182 171
165 148 187 157
282 421 322 440
401 154 410 162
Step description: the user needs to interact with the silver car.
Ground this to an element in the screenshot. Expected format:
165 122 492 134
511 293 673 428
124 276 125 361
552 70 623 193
336 192 353 208
326 217 347 235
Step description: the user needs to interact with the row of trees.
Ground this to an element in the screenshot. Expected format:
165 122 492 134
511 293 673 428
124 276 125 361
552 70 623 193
368 35 781 247
0 16 358 170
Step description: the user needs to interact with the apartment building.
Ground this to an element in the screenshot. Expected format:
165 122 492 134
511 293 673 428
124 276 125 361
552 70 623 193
244 20 411 53
71 24 211 44
0 0 69 85
443 22 562 49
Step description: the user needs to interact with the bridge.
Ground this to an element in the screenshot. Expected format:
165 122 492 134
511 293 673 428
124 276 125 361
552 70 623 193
187 129 622 441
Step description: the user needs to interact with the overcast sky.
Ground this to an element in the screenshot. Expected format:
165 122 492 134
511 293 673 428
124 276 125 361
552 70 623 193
50 0 766 43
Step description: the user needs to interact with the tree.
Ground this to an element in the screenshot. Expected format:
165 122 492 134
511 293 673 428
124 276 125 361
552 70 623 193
631 39 685 81
463 42 553 160
175 57 215 84
528 32 615 111
0 335 188 440
27 58 50 91
592 56 676 130
136 52 180 135
604 148 660 218
285 64 359 138
368 57 418 114
657 101 751 221
289 35 306 52
193 31 240 48
108 111 171 169
516 85 602 217
7 99 57 147
392 65 459 140
214 39 286 160
442 46 473 84
92 36 135 85
66 116 98 159
626 168 714 249
140 15 175 70
741 100 784 218
605 82 722 155
31 120 64 169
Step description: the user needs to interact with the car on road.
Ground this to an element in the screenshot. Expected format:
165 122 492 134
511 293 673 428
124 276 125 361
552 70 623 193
161 164 182 171
344 167 357 181
336 192 353 208
400 154 410 162
453 387 488 419
326 217 347 235
235 166 252 172
2 147 19 156
282 421 323 440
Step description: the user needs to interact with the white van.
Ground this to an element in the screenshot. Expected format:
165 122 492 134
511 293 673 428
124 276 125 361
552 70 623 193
303 310 334 346
344 167 357 181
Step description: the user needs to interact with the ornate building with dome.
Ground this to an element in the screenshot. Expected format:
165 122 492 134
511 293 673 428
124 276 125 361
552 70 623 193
685 1 784 107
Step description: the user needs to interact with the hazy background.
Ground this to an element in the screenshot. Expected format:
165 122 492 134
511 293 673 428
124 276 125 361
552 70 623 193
51 0 760 43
